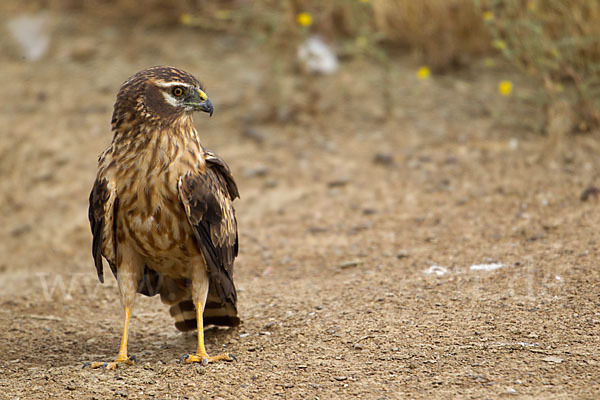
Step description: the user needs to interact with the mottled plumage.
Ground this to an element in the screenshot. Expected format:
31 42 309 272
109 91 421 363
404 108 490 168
87 66 239 369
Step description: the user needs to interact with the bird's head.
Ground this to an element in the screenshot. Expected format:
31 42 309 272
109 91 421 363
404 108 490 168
112 66 213 130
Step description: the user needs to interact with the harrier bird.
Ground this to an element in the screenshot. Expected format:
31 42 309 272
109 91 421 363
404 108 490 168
87 66 240 369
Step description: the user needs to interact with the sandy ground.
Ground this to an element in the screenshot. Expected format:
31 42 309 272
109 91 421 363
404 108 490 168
1 10 600 400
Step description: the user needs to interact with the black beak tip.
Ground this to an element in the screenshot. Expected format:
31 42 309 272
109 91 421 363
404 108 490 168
202 98 214 117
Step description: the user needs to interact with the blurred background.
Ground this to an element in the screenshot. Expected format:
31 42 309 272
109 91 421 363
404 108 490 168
4 0 600 128
1 1 599 398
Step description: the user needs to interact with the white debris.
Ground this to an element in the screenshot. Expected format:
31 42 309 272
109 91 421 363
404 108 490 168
497 341 538 348
423 265 448 276
513 341 538 347
542 356 563 364
469 263 504 271
7 12 50 61
555 275 562 281
297 35 338 75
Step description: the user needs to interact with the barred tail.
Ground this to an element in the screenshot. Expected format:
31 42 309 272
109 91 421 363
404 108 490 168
157 275 240 331
169 296 240 332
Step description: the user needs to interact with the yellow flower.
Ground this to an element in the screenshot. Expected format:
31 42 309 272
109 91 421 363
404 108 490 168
297 12 313 27
417 66 430 80
493 39 507 50
482 11 494 21
484 57 495 68
356 36 368 48
180 13 192 26
498 80 513 96
216 10 231 20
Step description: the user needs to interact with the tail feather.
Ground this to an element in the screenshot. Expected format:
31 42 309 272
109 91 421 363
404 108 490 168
169 299 198 332
203 300 241 327
168 297 240 332
152 272 240 331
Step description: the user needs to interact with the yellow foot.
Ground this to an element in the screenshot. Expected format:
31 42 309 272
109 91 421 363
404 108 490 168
179 352 236 366
83 355 137 370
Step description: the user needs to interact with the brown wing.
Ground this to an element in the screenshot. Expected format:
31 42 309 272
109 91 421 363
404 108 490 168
204 150 239 200
88 177 118 283
178 153 239 306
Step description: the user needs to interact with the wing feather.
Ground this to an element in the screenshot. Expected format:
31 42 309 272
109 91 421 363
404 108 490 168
88 178 118 283
178 153 239 306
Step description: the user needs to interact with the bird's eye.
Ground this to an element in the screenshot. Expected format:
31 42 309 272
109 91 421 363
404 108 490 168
172 87 184 97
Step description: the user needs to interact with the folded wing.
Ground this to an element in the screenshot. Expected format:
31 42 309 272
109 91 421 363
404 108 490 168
88 177 118 283
178 151 239 308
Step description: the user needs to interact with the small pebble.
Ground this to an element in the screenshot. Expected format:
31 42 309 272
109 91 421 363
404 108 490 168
396 250 409 259
338 260 361 269
373 152 395 166
328 177 350 187
581 186 600 201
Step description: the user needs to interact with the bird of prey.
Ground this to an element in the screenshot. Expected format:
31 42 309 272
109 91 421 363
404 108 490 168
87 66 240 369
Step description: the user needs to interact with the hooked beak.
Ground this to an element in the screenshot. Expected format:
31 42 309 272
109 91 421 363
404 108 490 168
187 89 214 117
199 97 214 117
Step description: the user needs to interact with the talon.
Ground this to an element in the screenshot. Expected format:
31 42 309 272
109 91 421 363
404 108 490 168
202 357 209 366
179 354 190 364
228 353 237 362
84 357 135 370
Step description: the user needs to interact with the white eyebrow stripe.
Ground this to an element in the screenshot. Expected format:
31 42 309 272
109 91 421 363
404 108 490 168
161 91 180 107
154 81 195 89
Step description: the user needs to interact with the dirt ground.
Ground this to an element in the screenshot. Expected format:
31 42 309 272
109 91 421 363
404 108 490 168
1 9 600 400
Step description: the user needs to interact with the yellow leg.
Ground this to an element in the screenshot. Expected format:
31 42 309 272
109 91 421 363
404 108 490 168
180 302 235 365
84 306 137 370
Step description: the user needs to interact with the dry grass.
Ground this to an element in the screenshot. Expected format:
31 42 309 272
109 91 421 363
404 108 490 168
372 0 490 70
481 0 600 129
8 0 600 131
257 0 490 70
14 0 488 70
